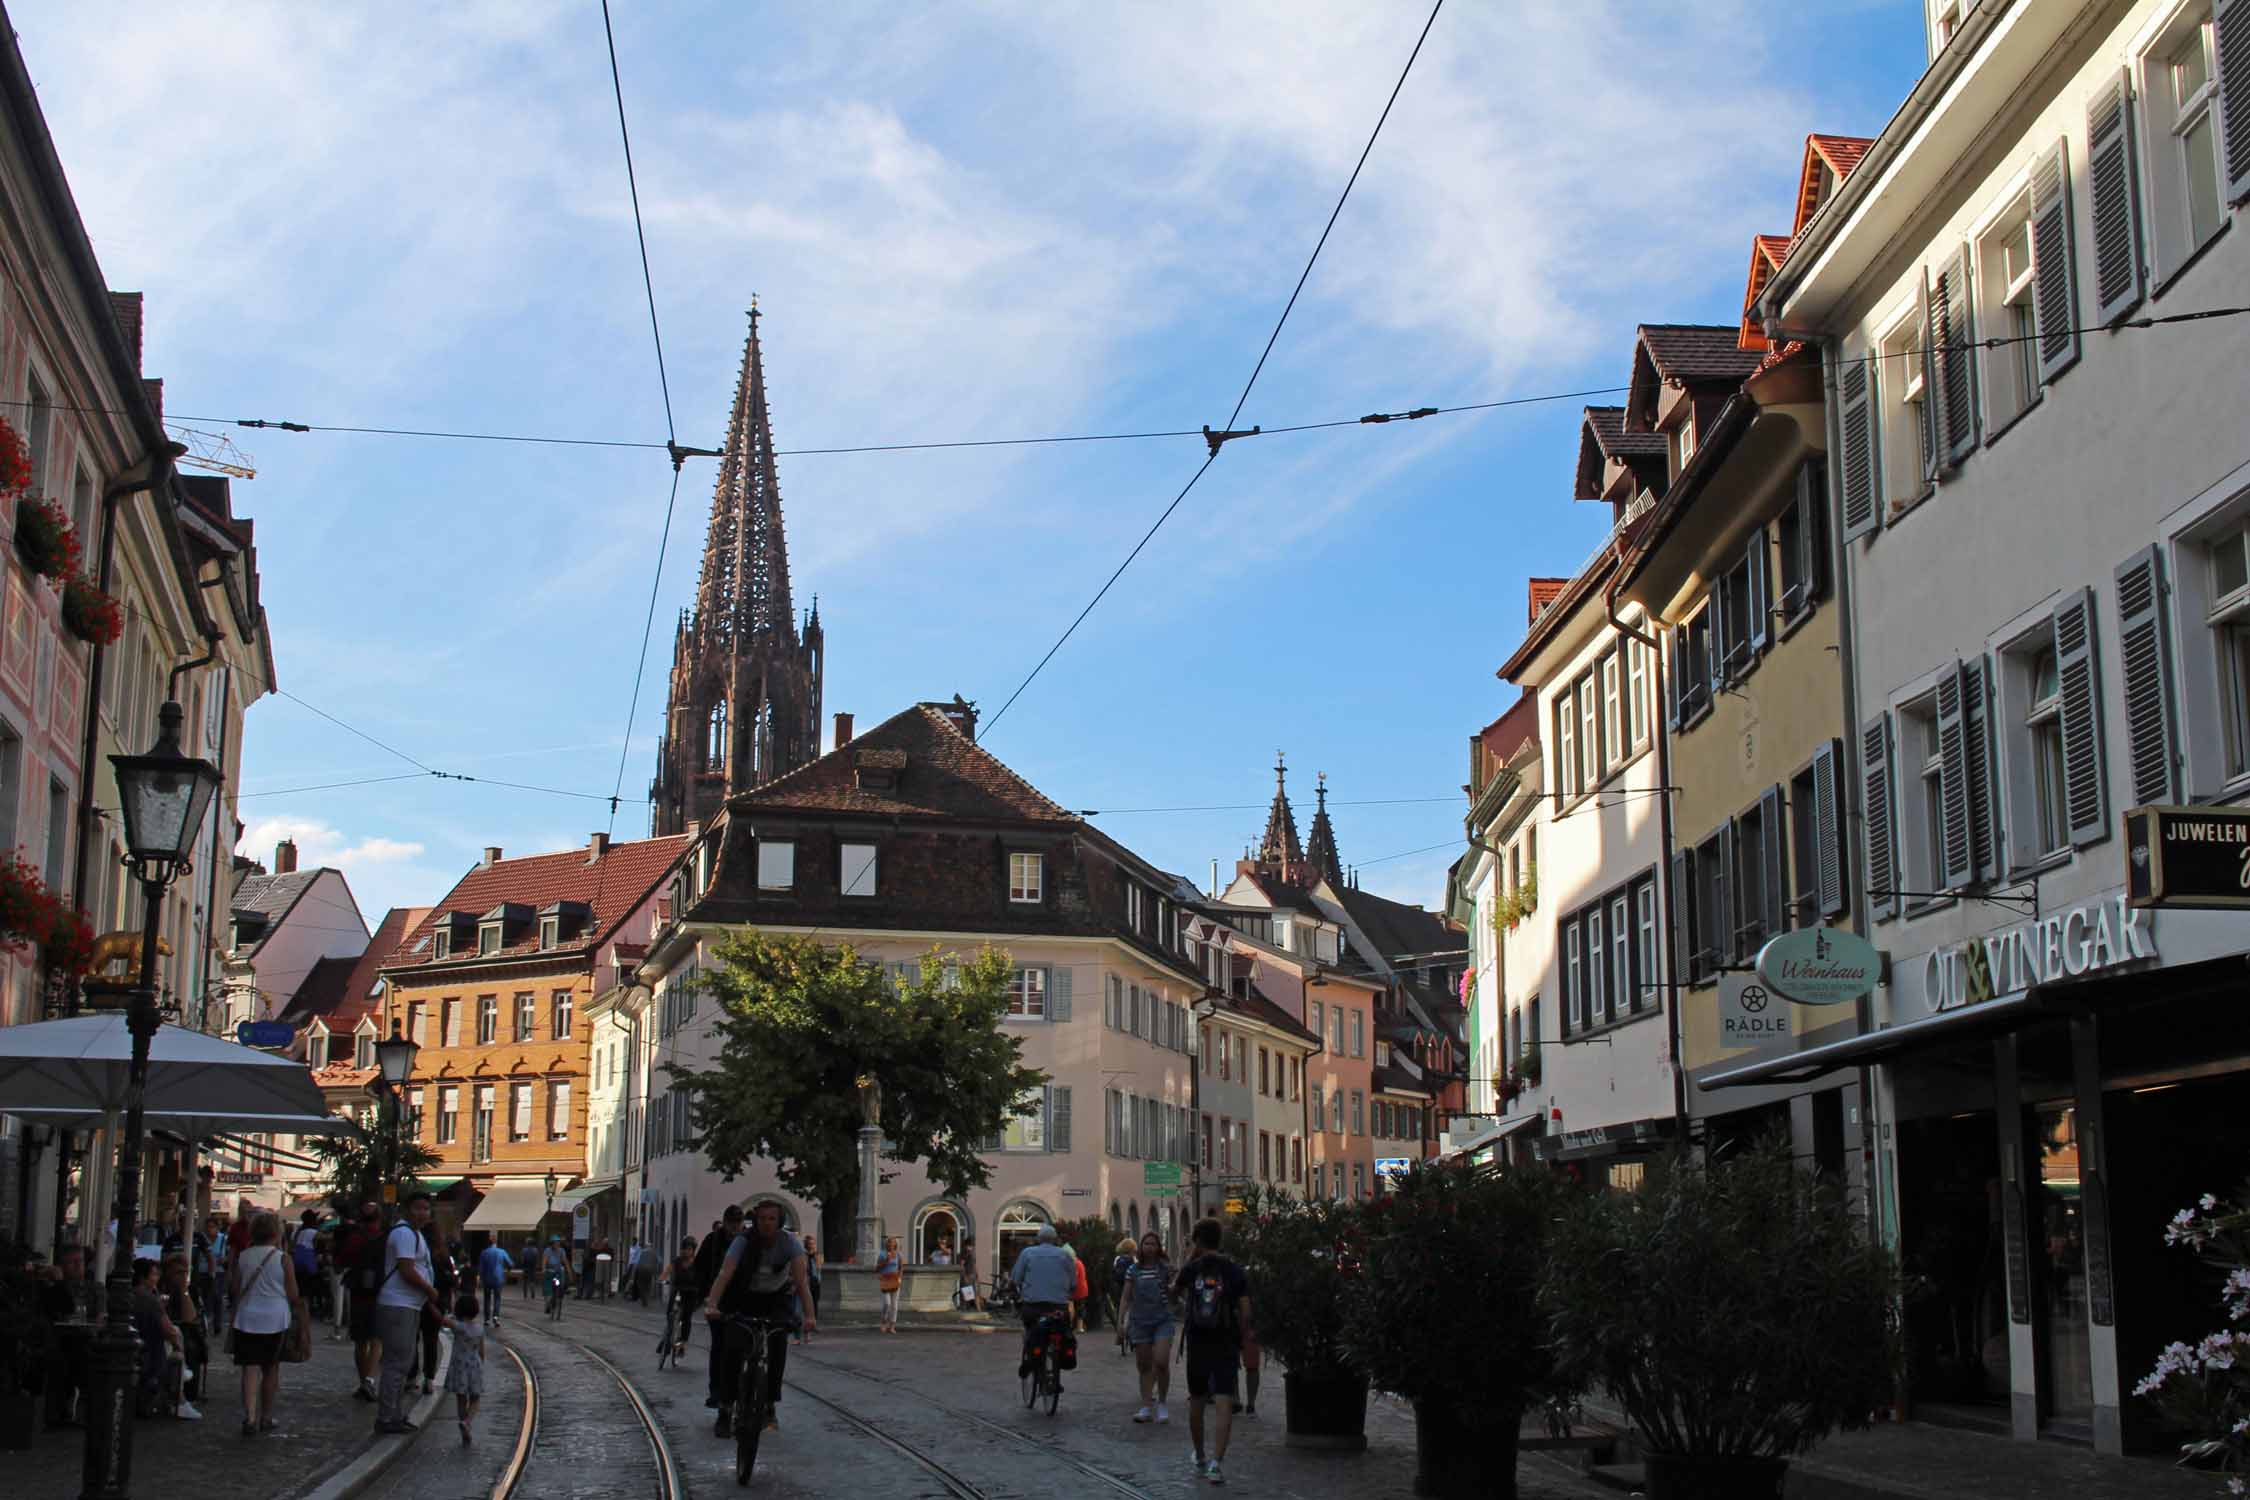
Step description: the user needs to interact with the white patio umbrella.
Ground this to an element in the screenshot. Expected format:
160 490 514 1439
0 1011 336 1120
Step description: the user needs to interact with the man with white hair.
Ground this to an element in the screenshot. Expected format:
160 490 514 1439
1010 1224 1079 1381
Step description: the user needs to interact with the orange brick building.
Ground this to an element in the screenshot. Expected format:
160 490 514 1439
377 832 686 1238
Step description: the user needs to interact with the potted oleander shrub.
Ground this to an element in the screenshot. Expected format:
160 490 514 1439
1342 1160 1571 1498
2133 1187 2250 1483
1055 1216 1116 1330
0 1243 49 1451
1232 1186 1371 1451
1544 1139 1896 1500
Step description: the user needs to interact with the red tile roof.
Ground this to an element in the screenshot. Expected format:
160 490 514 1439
737 703 1077 824
386 839 685 973
279 955 358 1027
1229 985 1321 1047
298 905 431 1030
1740 235 1794 349
1575 405 1668 500
1793 134 1876 237
1480 690 1539 765
1526 578 1569 626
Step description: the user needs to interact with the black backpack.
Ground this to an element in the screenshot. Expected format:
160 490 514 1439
1184 1257 1235 1335
352 1227 388 1294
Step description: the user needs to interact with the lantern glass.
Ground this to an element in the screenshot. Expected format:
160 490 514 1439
110 702 222 867
374 1024 418 1087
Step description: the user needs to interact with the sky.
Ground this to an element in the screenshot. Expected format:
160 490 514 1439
14 1 1929 927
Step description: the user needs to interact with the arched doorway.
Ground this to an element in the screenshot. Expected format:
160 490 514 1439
911 1199 968 1264
996 1198 1052 1269
1127 1202 1140 1239
1109 1201 1122 1233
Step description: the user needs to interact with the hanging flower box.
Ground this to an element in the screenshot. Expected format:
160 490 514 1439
13 496 79 581
0 419 31 498
61 573 122 645
0 855 97 975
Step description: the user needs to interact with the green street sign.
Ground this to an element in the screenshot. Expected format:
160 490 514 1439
1144 1161 1182 1198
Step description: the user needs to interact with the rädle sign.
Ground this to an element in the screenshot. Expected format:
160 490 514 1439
2126 805 2250 909
1754 927 1881 1006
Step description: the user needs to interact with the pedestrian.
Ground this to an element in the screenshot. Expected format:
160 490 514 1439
291 1210 323 1319
1172 1216 1250 1486
624 1239 643 1303
441 1290 486 1446
227 1199 255 1258
520 1236 539 1301
375 1193 441 1435
875 1237 903 1334
1070 1239 1090 1332
958 1236 980 1313
693 1205 744 1410
229 1211 302 1438
420 1221 455 1395
205 1214 230 1332
1239 1266 1262 1418
539 1236 571 1318
162 1251 208 1419
796 1234 822 1344
1123 1231 1174 1425
1109 1236 1137 1356
345 1203 386 1402
477 1236 512 1326
929 1238 952 1266
129 1256 184 1419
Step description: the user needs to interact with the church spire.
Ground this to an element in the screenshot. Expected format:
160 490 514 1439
693 302 796 651
1304 772 1343 887
1257 751 1304 877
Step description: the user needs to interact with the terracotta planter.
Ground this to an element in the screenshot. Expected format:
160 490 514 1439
1641 1452 1788 1500
1414 1397 1519 1498
1282 1369 1368 1451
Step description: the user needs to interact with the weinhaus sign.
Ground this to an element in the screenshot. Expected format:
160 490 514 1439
2126 805 2250 909
1755 927 1881 1006
1923 892 2156 1013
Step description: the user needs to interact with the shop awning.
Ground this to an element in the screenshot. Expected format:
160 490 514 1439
462 1178 561 1231
1698 991 2051 1091
1438 1110 1539 1160
551 1180 621 1212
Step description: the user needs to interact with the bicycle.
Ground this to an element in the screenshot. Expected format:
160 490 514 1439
723 1313 790 1487
545 1269 566 1322
1020 1308 1068 1416
656 1288 692 1370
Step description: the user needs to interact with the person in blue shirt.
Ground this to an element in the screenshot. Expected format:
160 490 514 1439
1009 1225 1079 1382
476 1239 513 1325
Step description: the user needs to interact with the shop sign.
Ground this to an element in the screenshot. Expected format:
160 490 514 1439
1754 927 1880 1005
1061 1187 1092 1197
214 1170 260 1187
1923 892 2156 1013
1718 973 1793 1048
2126 805 2250 909
1373 1157 1412 1184
572 1203 591 1242
1143 1161 1182 1199
235 1020 295 1049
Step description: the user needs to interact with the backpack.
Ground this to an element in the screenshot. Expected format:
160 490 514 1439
1185 1258 1235 1335
352 1228 387 1294
292 1228 319 1276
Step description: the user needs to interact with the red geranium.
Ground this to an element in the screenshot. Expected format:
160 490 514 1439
0 418 31 496
14 494 81 581
0 853 97 974
61 572 123 645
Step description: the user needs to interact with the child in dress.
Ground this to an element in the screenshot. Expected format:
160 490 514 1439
443 1291 485 1445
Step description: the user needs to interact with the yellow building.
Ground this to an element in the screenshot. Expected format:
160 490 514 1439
377 833 686 1241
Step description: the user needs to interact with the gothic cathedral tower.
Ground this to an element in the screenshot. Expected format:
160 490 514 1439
650 306 825 835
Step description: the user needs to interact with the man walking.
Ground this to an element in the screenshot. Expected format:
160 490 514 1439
375 1192 440 1434
1008 1224 1079 1386
693 1206 744 1408
477 1236 513 1325
1173 1217 1250 1486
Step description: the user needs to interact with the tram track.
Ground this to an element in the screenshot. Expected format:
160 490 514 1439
500 1310 684 1500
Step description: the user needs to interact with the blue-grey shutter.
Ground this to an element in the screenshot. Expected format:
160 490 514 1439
1863 714 1898 919
1666 627 1684 729
1103 1090 1114 1155
1759 783 1787 940
2031 139 2080 384
1669 847 1693 987
1048 965 1071 1021
2088 71 2145 323
2115 545 2180 806
1747 528 1772 654
2220 0 2250 204
1961 656 2000 882
1935 667 1972 890
2054 589 2110 847
1049 1086 1070 1154
1812 738 1847 919
1838 358 1879 541
1932 247 1978 467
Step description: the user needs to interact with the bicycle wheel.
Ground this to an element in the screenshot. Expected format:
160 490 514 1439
1021 1366 1038 1409
735 1343 766 1486
1042 1353 1060 1416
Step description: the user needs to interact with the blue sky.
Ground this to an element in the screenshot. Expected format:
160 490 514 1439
15 1 1928 924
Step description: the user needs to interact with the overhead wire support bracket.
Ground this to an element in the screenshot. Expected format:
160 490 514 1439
236 418 309 432
666 441 722 472
1360 407 1438 424
1202 423 1260 457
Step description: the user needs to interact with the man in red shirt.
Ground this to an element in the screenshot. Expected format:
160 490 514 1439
227 1198 254 1254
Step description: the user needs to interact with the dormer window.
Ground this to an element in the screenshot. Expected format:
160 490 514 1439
853 748 907 792
757 839 796 891
538 917 559 951
537 901 593 949
1668 408 1697 474
840 841 878 896
432 930 451 960
354 1028 375 1069
478 923 502 956
1376 1040 1391 1067
1126 884 1144 930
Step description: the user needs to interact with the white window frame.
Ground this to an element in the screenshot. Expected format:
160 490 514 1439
2134 3 2228 290
1635 882 1659 1010
1585 905 1607 1025
1005 966 1048 1020
1009 852 1044 903
756 840 795 891
1626 638 1650 748
1002 1086 1047 1152
1969 174 2040 433
1876 299 1929 513
840 841 878 897
1564 923 1584 1029
1601 652 1622 766
548 1079 571 1141
1609 893 1631 1020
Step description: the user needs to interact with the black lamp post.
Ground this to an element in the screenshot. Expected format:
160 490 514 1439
83 701 221 1500
373 1023 419 1204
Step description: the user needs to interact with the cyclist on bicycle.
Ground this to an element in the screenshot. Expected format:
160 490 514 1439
1009 1224 1079 1386
539 1235 571 1315
701 1202 815 1440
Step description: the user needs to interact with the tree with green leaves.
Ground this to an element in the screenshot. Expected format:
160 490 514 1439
668 934 1048 1254
310 1105 444 1216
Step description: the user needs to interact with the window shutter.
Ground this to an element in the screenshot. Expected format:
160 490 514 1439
1127 983 1141 1038
2054 588 2111 847
1747 528 1772 653
1049 1086 1070 1153
2219 0 2250 204
2115 544 2180 806
1838 359 1879 541
1759 783 1787 940
1048 966 1071 1021
1669 848 1694 986
1812 738 1847 918
2030 139 2081 384
1104 1091 1117 1155
1961 656 2001 882
1666 628 1683 730
1932 247 1979 466
1798 461 1830 603
1713 832 1734 969
2088 70 2146 323
1935 667 1973 889
1863 714 1898 919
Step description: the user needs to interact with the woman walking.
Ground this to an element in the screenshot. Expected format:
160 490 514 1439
1120 1230 1174 1425
229 1212 301 1437
1109 1236 1136 1357
875 1237 903 1334
797 1234 823 1344
958 1237 980 1313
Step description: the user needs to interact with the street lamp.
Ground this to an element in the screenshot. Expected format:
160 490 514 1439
374 1023 419 1203
84 700 222 1500
543 1167 559 1231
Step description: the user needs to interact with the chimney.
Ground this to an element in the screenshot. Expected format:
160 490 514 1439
482 846 503 867
941 694 978 743
588 831 610 864
273 839 298 874
833 712 854 750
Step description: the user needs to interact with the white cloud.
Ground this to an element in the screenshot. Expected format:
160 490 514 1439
237 815 439 924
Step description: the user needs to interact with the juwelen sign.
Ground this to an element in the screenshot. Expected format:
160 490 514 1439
1753 927 1882 1006
2126 805 2250 909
